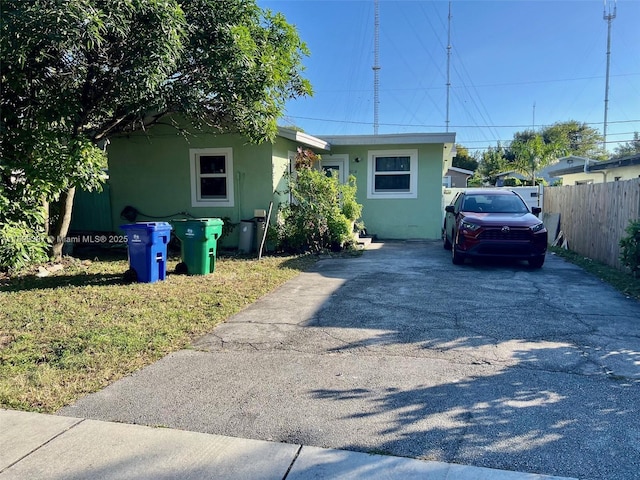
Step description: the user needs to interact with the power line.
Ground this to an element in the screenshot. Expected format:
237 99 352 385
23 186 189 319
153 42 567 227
463 136 634 152
286 115 640 130
306 73 639 95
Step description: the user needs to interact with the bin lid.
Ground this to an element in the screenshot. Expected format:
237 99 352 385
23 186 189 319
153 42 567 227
121 222 172 231
171 218 223 225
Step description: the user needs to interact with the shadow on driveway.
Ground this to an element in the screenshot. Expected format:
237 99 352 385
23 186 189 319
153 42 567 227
60 241 640 480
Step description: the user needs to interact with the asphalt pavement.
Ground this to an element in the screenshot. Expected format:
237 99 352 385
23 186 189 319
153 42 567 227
55 241 640 479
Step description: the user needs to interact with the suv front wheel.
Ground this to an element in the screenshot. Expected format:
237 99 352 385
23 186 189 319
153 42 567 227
528 256 545 268
451 242 465 265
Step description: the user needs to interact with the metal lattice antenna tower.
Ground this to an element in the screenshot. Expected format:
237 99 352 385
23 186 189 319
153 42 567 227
603 0 617 148
373 0 380 135
445 1 452 132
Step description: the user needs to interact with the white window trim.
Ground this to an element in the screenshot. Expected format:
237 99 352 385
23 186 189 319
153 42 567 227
190 147 235 207
367 149 418 199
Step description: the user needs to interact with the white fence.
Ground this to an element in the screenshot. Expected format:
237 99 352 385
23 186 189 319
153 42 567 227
442 186 544 218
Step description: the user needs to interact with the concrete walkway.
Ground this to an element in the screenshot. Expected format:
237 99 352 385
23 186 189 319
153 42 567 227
1 409 575 479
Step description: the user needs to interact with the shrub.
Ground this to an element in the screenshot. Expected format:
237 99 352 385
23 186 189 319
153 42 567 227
620 219 640 277
0 221 49 272
503 178 522 187
0 170 50 271
276 148 364 253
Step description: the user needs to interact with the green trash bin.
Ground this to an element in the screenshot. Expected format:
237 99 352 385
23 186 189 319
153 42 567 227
171 218 223 275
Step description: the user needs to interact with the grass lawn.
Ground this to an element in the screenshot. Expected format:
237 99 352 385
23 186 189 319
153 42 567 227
0 249 317 413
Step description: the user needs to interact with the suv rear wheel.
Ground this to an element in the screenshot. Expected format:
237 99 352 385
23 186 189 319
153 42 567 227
443 230 452 250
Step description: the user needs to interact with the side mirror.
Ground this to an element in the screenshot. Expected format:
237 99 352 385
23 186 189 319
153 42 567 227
445 205 455 214
532 206 542 216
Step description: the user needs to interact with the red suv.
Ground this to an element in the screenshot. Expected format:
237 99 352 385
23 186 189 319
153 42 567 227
443 189 547 268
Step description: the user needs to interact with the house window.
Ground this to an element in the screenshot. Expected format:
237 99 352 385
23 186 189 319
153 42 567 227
190 148 234 207
442 176 452 188
368 149 418 199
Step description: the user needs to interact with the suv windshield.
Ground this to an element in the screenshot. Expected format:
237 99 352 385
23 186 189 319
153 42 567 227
462 194 528 214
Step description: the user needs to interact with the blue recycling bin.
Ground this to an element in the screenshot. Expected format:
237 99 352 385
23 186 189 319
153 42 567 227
121 222 172 283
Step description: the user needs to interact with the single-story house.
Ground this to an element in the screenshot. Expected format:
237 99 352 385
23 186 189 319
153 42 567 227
547 154 640 185
106 121 456 246
443 166 474 188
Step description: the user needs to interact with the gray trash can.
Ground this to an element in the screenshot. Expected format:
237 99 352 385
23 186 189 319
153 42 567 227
238 220 255 253
255 218 267 252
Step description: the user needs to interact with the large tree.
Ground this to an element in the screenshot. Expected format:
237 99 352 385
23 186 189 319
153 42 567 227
612 132 640 159
1 0 311 263
540 120 605 160
452 144 478 172
509 134 561 186
478 143 508 186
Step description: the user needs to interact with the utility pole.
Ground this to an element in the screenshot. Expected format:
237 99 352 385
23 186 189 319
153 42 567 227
445 1 452 132
532 101 536 129
373 0 380 135
603 0 616 148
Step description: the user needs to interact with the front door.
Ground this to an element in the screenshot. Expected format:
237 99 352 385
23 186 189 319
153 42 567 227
319 154 348 183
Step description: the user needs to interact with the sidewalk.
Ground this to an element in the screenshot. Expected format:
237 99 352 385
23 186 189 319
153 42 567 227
1 409 576 480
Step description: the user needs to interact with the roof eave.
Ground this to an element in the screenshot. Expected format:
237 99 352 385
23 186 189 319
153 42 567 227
320 132 456 146
277 127 331 151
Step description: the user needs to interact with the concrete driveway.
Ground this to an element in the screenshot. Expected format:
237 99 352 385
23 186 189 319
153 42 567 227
60 241 640 480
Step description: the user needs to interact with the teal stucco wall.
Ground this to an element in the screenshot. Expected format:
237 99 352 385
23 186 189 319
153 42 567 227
107 125 274 246
329 143 445 239
107 125 447 245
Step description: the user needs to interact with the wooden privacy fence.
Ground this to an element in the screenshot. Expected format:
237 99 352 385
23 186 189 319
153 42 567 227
544 178 640 270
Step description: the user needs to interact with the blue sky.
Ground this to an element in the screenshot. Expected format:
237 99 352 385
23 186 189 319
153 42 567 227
259 0 640 154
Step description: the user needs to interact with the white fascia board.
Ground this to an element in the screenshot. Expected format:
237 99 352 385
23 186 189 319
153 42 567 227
277 127 331 151
557 156 594 163
448 166 474 175
321 132 456 146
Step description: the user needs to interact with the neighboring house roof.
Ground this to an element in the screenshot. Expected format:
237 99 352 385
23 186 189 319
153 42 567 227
548 153 640 177
447 166 474 176
495 159 580 184
495 170 520 179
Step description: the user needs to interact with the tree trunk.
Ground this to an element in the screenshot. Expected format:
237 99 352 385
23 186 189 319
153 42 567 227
50 187 76 260
43 198 50 236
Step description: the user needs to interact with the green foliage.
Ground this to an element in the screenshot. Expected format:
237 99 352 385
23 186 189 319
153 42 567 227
509 134 561 185
276 150 363 253
1 0 310 266
478 143 508 185
466 174 484 187
620 220 640 278
541 121 606 160
0 222 49 272
0 253 317 412
612 132 640 159
503 178 522 187
452 144 478 171
477 121 606 187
